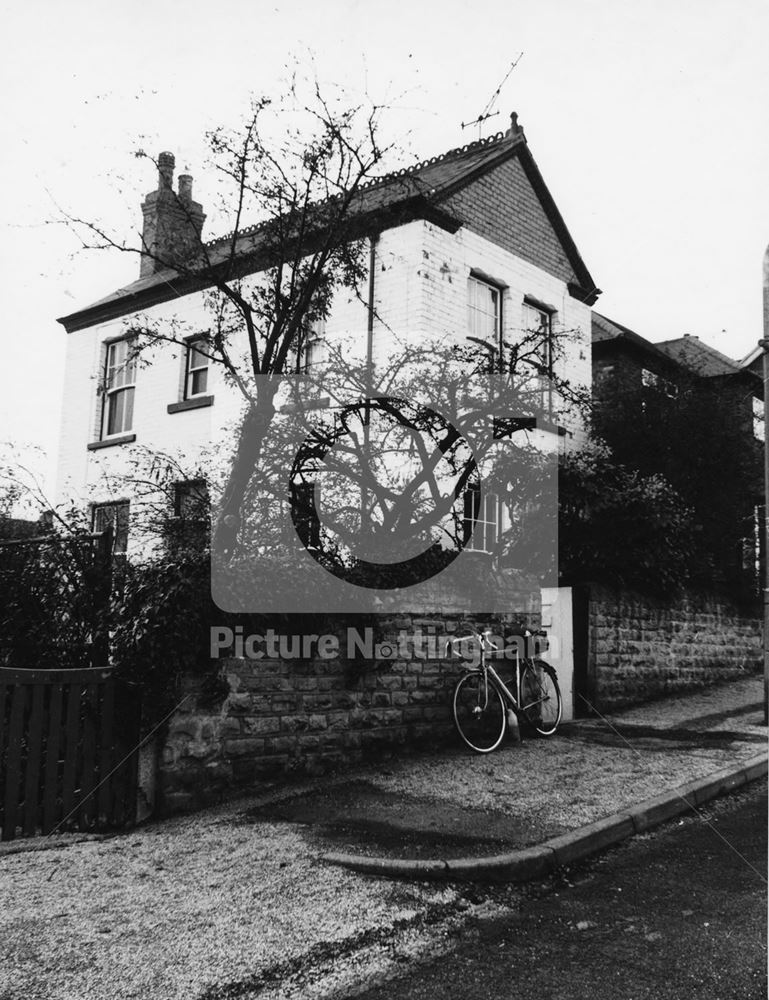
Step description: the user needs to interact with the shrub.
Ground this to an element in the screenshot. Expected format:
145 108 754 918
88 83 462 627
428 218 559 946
558 443 699 595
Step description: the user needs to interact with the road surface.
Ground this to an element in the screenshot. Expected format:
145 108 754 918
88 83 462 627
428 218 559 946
347 782 767 1000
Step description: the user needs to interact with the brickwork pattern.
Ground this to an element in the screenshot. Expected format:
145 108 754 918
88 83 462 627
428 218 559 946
588 585 761 712
443 157 577 287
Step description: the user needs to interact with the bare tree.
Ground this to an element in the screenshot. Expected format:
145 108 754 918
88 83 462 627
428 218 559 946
64 77 407 555
62 81 587 596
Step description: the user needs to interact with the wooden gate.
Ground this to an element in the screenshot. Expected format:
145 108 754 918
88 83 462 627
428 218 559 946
0 667 141 841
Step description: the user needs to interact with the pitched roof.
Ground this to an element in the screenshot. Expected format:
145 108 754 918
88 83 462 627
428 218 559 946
58 119 600 333
740 344 763 369
655 336 741 377
591 313 678 367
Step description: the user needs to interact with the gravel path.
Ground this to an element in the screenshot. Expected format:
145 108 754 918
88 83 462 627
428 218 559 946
1 675 764 1000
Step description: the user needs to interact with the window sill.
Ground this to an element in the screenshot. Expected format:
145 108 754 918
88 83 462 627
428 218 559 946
167 395 214 414
87 434 136 451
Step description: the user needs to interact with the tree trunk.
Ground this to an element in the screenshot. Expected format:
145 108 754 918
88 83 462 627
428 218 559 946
214 394 277 557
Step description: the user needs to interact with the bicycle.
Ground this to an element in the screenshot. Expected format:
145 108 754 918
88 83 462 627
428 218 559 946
447 628 562 753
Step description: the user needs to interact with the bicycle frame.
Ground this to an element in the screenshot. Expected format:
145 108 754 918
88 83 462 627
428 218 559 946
451 630 545 716
449 628 562 747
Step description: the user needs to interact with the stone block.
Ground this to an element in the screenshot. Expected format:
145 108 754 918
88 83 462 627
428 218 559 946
226 693 253 713
223 737 265 757
243 716 280 736
281 714 309 733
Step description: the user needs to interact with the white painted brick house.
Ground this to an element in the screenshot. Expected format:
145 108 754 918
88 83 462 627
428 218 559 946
55 115 599 558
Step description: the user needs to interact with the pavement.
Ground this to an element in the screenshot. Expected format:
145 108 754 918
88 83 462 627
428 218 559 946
245 674 768 881
1 675 766 1000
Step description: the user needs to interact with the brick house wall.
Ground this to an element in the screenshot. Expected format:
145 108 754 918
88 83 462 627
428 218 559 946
56 213 592 512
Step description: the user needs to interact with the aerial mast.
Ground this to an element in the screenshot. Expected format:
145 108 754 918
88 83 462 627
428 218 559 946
461 53 524 140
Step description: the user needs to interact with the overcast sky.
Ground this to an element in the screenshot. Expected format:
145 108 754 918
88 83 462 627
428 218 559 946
1 0 767 494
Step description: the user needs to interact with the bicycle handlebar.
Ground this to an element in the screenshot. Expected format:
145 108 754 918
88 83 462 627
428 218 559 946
445 627 548 657
444 629 496 656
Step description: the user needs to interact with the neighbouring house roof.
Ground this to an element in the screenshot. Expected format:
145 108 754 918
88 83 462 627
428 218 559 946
741 345 762 367
739 344 765 383
591 313 679 369
654 335 742 377
58 117 600 333
593 315 762 392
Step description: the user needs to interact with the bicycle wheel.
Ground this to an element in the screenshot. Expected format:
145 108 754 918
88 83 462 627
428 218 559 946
453 671 507 753
519 660 562 736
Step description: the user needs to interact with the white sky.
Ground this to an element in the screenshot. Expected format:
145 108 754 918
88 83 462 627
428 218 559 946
1 0 767 494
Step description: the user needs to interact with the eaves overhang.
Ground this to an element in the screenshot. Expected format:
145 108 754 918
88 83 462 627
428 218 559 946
57 196 463 334
58 122 601 332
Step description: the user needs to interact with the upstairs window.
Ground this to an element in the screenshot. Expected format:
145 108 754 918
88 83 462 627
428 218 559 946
300 319 326 373
185 339 209 399
463 485 500 554
467 277 501 353
102 340 136 438
522 300 555 415
522 301 554 376
753 396 765 442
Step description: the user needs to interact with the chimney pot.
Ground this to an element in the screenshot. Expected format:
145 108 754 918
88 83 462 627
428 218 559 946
178 174 193 201
157 151 175 191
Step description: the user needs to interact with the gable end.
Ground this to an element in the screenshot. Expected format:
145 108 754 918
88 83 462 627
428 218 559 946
440 148 599 304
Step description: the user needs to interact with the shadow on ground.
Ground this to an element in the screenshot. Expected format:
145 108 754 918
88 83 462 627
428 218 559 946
240 779 565 860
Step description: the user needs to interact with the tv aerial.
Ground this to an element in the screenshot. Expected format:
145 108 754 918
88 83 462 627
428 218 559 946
461 53 524 139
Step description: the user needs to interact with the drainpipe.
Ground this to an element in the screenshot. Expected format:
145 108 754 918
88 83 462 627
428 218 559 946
762 245 769 725
366 233 379 376
361 234 379 542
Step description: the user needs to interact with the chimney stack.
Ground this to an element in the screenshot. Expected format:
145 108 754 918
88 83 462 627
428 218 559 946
140 151 206 279
178 174 193 201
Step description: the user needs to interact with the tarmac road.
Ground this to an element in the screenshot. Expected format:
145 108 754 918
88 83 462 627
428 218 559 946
345 781 768 1000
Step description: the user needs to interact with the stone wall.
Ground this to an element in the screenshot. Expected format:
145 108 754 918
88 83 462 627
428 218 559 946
160 600 540 815
585 585 761 712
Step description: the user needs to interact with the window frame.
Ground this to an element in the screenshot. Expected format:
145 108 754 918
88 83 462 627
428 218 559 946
463 484 500 554
173 479 209 520
522 298 556 416
298 319 327 374
184 338 210 400
101 339 137 440
522 298 554 378
91 500 130 555
467 275 503 363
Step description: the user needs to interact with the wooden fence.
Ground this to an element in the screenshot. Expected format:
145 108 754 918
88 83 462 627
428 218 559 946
0 666 141 841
